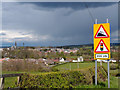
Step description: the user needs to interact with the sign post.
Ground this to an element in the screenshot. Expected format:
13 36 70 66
95 19 97 85
93 19 110 88
108 60 110 88
106 18 110 88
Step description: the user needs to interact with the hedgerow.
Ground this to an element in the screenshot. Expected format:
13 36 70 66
18 66 107 88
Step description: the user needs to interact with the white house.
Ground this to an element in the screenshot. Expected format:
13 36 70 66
77 56 83 62
102 60 108 63
79 56 83 62
72 56 83 62
72 60 78 62
97 59 101 62
44 62 48 66
110 59 116 63
43 58 46 61
59 58 65 62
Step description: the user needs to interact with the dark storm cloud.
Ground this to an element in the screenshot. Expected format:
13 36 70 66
2 2 118 46
20 2 116 10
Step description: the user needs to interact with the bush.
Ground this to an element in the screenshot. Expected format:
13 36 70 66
110 64 118 70
51 67 59 72
18 66 107 88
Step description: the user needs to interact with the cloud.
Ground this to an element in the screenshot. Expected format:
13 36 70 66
20 2 116 10
0 32 6 35
2 2 118 46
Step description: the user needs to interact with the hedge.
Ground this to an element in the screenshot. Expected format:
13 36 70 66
18 66 107 88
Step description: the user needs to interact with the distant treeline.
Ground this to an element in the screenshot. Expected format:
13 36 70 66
1 43 120 48
56 43 120 49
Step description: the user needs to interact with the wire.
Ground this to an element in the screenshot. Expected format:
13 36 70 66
84 3 95 23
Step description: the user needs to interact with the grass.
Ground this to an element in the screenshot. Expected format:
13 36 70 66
74 76 118 88
54 62 118 75
54 62 106 71
2 62 119 89
54 62 95 71
4 77 17 88
2 71 25 74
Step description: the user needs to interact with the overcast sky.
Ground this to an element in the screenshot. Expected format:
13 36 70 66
2 2 118 46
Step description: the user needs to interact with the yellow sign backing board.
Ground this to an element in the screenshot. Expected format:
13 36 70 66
94 23 110 60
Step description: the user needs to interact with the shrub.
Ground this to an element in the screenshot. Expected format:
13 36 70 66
110 64 118 70
51 67 59 72
18 66 107 88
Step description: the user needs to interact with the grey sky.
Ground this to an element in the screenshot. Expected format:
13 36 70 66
2 2 118 46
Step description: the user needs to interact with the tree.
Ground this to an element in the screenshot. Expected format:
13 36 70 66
15 41 17 48
23 42 24 47
76 51 80 56
70 52 74 56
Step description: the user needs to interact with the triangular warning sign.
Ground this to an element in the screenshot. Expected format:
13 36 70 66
95 39 109 53
94 25 109 38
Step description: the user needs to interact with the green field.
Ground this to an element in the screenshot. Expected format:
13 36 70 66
75 76 118 88
2 62 119 88
54 62 97 70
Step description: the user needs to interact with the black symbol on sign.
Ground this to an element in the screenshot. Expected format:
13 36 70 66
97 31 106 36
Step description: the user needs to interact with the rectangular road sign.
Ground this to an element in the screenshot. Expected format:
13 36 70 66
94 23 110 60
95 54 109 58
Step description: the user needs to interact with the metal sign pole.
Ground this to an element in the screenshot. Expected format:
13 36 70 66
95 60 97 85
108 60 110 88
95 19 97 85
106 18 110 88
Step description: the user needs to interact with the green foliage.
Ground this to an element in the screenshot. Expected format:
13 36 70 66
51 67 59 72
110 64 118 70
18 67 107 88
70 52 74 56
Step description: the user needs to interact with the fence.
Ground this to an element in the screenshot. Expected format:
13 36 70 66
0 73 24 89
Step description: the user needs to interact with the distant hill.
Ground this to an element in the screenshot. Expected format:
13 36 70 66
0 43 120 48
55 43 120 49
0 45 11 48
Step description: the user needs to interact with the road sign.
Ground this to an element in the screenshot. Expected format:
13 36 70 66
95 54 109 58
94 23 110 60
95 39 109 53
94 25 109 38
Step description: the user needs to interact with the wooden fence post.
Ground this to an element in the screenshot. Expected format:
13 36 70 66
0 77 5 89
17 76 21 85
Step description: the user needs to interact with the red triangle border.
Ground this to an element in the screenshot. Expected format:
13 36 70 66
95 39 109 53
94 25 109 38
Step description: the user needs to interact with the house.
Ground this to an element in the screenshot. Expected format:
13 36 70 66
72 60 78 62
44 62 48 66
110 59 116 63
59 58 65 62
97 59 101 62
43 58 46 61
78 56 83 62
0 58 9 62
45 60 54 65
102 60 108 63
53 59 59 63
72 56 84 62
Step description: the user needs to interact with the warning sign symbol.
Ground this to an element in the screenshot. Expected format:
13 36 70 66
95 39 109 53
94 25 109 38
